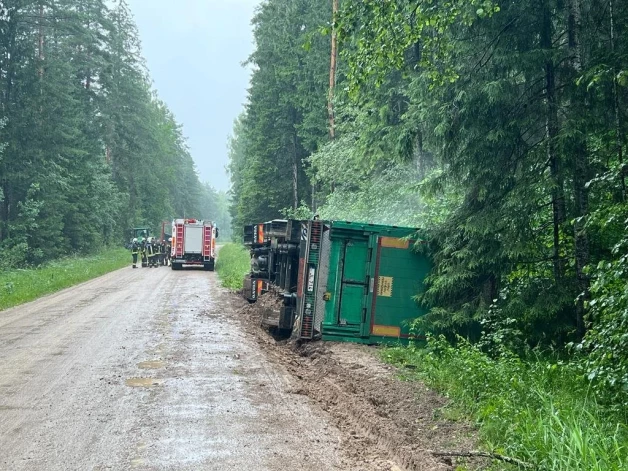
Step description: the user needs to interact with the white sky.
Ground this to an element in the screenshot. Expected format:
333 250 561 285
127 0 260 191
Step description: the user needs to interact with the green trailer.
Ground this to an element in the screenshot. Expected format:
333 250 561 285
294 220 431 344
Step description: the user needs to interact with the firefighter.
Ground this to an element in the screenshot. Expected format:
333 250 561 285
161 241 167 266
131 238 139 269
147 238 157 267
140 238 148 268
158 241 165 266
166 238 172 266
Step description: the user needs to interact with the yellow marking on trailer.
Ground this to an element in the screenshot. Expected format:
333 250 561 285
380 237 409 249
372 325 401 337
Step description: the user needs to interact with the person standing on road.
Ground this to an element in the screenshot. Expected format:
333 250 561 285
147 238 156 268
131 238 140 269
140 238 148 267
166 238 172 266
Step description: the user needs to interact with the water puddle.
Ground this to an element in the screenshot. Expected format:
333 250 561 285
130 457 145 467
138 360 164 370
125 377 163 388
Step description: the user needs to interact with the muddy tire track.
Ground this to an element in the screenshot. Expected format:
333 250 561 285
236 300 482 471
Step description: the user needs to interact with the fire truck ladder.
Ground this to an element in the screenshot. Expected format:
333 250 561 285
203 226 213 261
175 224 184 257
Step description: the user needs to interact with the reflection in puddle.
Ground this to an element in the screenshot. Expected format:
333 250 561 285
125 377 163 388
138 360 164 369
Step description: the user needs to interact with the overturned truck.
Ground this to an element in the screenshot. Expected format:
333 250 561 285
243 219 431 344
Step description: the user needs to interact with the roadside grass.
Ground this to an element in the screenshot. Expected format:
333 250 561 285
0 248 130 311
382 340 628 470
216 243 250 290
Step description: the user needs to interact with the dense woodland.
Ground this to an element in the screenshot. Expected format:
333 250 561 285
0 0 230 269
229 0 628 406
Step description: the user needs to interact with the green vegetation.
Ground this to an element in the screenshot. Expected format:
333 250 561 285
384 339 628 471
228 0 628 466
216 244 250 290
0 248 129 311
0 0 230 268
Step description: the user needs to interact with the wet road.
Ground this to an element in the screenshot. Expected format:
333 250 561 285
0 266 344 470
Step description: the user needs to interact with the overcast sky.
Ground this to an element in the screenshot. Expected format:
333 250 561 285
127 0 260 192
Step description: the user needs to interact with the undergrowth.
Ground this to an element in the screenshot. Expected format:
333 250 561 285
216 243 250 290
0 248 130 311
382 337 628 471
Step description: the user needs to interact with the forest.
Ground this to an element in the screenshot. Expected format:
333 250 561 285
228 0 628 445
0 0 230 270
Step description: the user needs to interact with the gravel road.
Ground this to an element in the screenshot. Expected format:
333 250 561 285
0 266 350 470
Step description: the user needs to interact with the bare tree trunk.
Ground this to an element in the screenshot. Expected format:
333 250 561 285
567 0 589 338
328 0 338 140
292 129 299 210
609 0 625 200
541 0 566 281
38 4 44 80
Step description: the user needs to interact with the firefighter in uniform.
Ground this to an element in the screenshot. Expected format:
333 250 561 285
131 238 139 269
141 238 148 268
147 238 156 267
166 238 172 266
160 241 167 266
157 239 163 267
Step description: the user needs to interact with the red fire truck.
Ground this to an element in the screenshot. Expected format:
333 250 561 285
171 219 218 271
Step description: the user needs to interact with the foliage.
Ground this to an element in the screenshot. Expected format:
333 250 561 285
228 0 332 237
0 0 205 267
383 338 628 471
228 0 628 414
0 248 129 311
579 197 628 406
215 243 250 290
198 183 232 241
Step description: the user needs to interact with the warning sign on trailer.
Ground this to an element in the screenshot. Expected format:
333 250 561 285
377 276 393 297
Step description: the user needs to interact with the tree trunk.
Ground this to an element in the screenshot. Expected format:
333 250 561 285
292 126 299 210
541 0 566 281
567 0 589 338
38 4 45 80
328 0 339 140
609 0 625 200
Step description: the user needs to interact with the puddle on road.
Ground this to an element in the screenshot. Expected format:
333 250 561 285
138 360 164 369
125 377 164 388
130 457 145 468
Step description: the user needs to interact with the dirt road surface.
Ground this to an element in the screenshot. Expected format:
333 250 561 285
0 266 371 471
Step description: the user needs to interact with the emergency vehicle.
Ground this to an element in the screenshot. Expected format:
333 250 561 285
171 219 218 270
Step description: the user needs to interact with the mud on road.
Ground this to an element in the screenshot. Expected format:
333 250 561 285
237 300 482 471
0 264 479 471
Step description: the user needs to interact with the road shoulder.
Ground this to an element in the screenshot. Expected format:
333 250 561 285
234 296 482 471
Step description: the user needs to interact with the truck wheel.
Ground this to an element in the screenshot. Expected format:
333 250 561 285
203 262 215 272
171 263 182 271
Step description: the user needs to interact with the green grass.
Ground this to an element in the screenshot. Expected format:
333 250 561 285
0 248 130 311
216 243 250 290
383 339 628 470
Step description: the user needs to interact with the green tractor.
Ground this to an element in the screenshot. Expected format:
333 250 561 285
131 227 150 242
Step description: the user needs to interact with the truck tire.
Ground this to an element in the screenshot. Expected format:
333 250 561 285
203 261 215 272
171 263 182 271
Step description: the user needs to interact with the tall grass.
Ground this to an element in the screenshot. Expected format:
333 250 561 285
383 339 628 470
0 248 130 311
216 243 250 290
